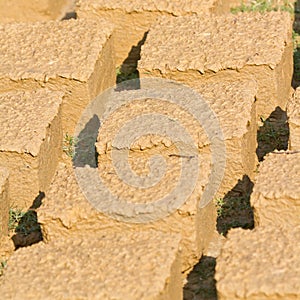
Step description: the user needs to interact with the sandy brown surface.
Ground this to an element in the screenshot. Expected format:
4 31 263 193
216 226 300 299
138 12 293 119
0 2 298 299
0 18 115 133
0 89 63 208
0 230 182 300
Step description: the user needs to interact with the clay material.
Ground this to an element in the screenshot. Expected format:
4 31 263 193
76 0 229 67
287 87 300 150
0 0 71 23
0 168 9 240
251 151 300 229
38 79 257 272
196 80 258 195
0 229 182 300
0 89 63 208
0 18 115 134
38 157 213 274
216 226 300 300
138 12 293 120
95 79 258 200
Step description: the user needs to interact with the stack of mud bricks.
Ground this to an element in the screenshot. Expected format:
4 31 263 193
0 18 115 134
216 149 300 299
209 17 299 300
0 1 216 299
0 1 297 300
0 0 74 244
0 0 116 270
125 4 296 300
215 36 300 300
32 7 283 295
0 17 115 211
76 0 232 71
0 1 226 299
138 11 293 120
31 77 256 268
137 11 293 196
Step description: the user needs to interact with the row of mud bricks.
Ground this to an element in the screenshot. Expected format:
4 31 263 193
0 0 299 299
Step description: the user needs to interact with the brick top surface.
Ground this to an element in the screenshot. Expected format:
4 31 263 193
216 226 300 298
195 80 257 141
0 229 180 299
0 18 114 82
97 79 257 147
138 12 291 74
252 151 300 202
0 89 63 155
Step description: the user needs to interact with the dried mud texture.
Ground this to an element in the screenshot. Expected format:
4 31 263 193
197 80 258 195
215 226 300 300
95 78 255 265
0 90 63 208
76 0 229 67
138 12 293 119
287 88 300 150
251 151 300 229
0 18 115 134
38 159 214 273
96 79 258 201
38 78 257 272
0 230 182 300
92 86 214 272
0 0 71 23
0 168 9 240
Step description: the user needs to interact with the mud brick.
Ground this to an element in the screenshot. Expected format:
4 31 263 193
0 229 182 299
0 89 63 208
251 151 300 229
195 80 258 195
138 12 293 120
216 226 300 300
76 0 230 68
97 78 257 196
37 79 257 272
0 18 115 134
38 156 213 274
